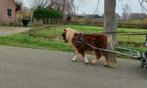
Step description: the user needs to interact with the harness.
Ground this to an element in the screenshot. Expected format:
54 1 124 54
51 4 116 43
77 33 85 44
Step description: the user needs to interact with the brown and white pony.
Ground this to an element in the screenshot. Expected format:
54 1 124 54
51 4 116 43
62 28 117 67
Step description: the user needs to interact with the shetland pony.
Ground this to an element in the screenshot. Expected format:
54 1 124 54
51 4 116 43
62 28 117 67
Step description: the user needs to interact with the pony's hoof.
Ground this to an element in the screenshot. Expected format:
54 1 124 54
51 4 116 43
72 60 77 62
104 64 117 68
104 65 109 67
91 62 97 65
91 60 97 65
111 64 118 68
84 62 89 65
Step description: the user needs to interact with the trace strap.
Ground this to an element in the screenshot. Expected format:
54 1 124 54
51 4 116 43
86 43 140 59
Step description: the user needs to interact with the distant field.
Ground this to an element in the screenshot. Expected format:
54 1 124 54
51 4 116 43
0 24 146 53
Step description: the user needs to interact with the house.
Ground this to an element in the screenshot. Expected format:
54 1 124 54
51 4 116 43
0 0 16 24
72 14 102 25
73 14 101 19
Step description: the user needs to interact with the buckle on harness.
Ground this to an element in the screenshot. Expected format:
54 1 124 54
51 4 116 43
77 33 85 44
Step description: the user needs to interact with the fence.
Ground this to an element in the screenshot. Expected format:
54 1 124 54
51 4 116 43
32 18 147 29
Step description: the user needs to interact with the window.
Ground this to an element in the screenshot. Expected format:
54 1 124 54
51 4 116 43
7 9 12 16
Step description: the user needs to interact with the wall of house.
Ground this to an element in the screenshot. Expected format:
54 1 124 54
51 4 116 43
0 0 16 24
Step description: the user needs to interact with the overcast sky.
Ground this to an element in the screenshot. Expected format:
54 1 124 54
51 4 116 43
23 0 147 16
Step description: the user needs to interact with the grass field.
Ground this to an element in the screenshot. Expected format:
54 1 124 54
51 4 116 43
0 24 147 53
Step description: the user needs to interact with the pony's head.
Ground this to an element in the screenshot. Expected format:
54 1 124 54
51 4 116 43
62 29 68 42
62 28 79 43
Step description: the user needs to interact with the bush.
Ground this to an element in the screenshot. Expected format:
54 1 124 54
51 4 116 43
33 7 62 20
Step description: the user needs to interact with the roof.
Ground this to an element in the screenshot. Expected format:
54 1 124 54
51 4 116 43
12 0 22 11
12 0 16 6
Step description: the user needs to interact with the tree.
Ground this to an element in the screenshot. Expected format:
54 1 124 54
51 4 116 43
122 4 131 20
138 0 147 11
104 0 117 66
14 0 23 11
30 0 75 17
33 7 62 19
30 0 49 8
48 0 75 16
104 0 116 41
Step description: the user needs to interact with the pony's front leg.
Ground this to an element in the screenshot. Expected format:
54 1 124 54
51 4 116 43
72 50 78 62
71 44 78 62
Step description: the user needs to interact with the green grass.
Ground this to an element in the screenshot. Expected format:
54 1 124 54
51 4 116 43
0 24 146 53
0 34 72 52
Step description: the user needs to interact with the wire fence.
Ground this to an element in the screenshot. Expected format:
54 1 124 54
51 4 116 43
32 18 147 29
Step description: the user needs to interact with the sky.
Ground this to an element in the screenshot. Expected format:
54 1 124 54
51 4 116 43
22 0 147 16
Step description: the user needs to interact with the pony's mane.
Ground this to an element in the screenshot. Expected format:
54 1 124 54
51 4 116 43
65 28 79 43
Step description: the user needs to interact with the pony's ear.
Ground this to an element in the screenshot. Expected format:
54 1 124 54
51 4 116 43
64 29 67 32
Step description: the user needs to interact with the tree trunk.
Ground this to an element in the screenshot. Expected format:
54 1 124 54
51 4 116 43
104 0 116 41
104 0 117 66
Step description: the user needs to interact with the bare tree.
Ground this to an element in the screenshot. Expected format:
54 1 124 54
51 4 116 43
48 0 75 16
122 4 131 20
30 0 49 8
93 0 100 13
14 0 23 11
30 0 75 16
138 0 147 11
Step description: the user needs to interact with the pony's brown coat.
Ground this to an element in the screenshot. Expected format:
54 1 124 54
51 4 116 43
62 28 117 66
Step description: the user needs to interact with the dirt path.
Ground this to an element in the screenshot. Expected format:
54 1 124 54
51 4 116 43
0 45 146 88
0 26 30 36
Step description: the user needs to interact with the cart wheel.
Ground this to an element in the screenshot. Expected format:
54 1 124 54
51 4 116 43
140 64 144 68
140 59 145 68
143 65 147 69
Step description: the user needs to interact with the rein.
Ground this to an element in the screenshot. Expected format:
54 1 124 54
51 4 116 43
86 43 140 58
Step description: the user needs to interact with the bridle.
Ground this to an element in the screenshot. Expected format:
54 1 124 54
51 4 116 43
62 32 67 42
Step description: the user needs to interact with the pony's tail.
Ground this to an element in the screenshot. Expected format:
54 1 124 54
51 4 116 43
107 35 117 67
